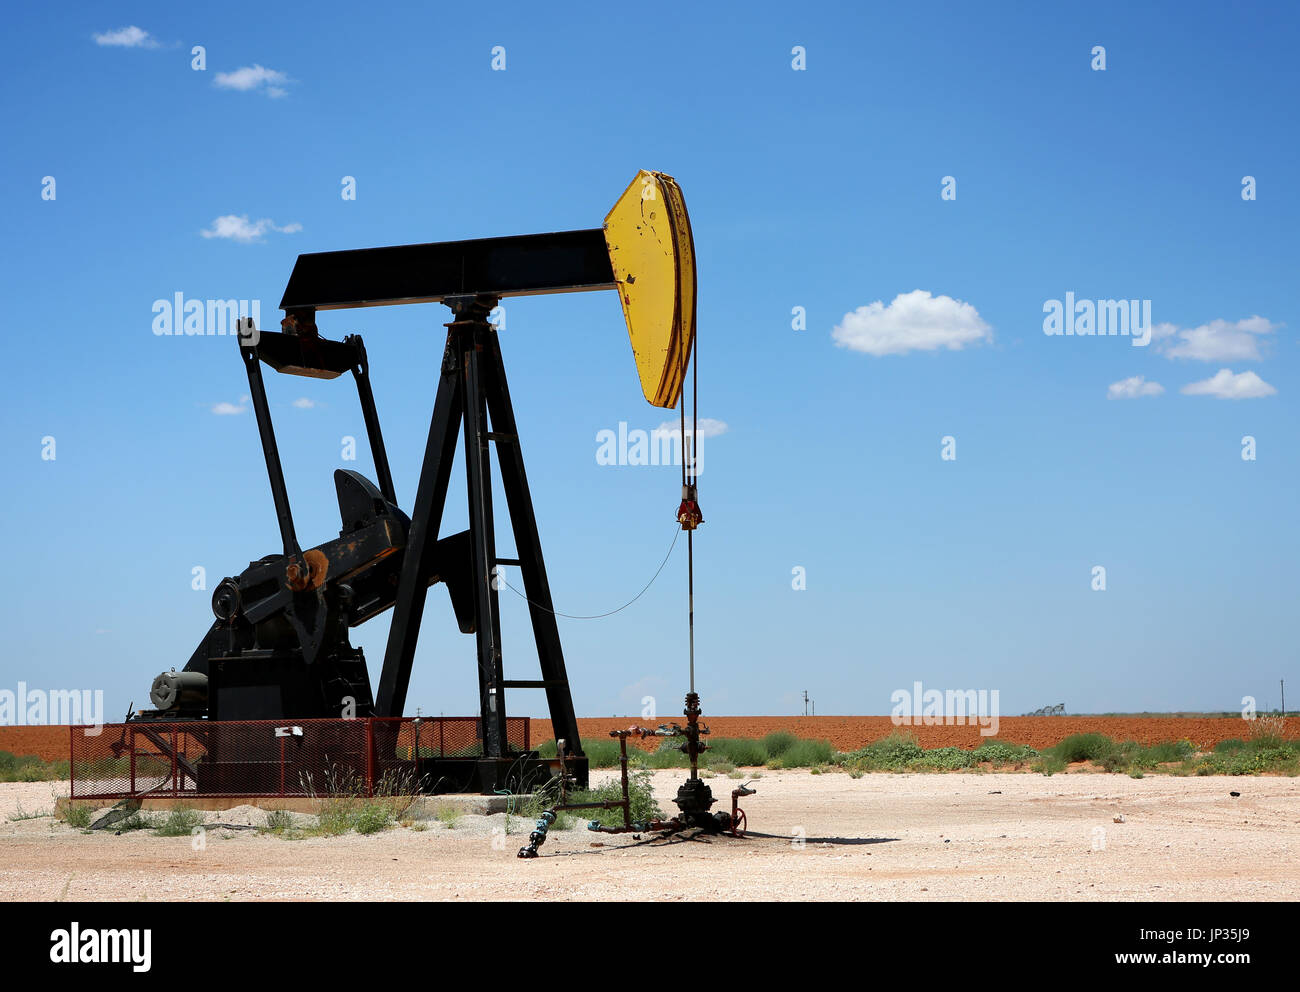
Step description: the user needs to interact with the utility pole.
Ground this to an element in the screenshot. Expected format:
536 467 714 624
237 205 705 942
802 690 809 717
1281 679 1286 717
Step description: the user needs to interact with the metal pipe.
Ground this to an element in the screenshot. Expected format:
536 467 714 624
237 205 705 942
619 734 632 829
346 334 397 505
241 341 301 560
688 528 695 695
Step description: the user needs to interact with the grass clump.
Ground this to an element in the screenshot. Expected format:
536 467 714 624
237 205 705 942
839 730 924 772
351 802 397 835
435 805 464 829
1192 736 1300 776
534 739 559 758
705 737 768 768
837 732 1038 774
316 802 353 836
522 728 1300 781
1031 734 1296 776
1248 714 1288 742
154 805 203 837
562 738 623 769
565 768 663 829
1049 733 1116 764
1149 739 1196 763
644 741 689 769
760 731 797 759
1033 753 1067 776
909 747 974 771
534 738 624 769
536 731 833 773
305 765 415 836
62 803 93 829
307 797 403 836
7 799 50 822
0 751 70 783
767 737 833 768
261 809 293 835
971 739 1039 767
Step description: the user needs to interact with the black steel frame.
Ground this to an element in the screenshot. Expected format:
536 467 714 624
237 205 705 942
229 228 607 786
371 293 584 778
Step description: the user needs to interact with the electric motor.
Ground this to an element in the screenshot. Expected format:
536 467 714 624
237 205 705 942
149 670 209 711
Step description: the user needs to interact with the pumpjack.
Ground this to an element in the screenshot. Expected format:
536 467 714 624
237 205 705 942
134 171 698 794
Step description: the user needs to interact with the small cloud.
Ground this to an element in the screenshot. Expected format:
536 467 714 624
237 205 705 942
832 290 992 356
1159 316 1279 362
1181 369 1277 400
201 214 302 243
214 64 292 97
618 675 667 708
93 26 159 48
211 395 251 415
291 397 319 409
1107 375 1164 400
654 417 729 439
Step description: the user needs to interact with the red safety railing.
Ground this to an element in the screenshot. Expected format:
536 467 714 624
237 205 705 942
69 716 531 800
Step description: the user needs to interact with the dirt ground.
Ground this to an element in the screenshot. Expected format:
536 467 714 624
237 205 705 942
539 715 1287 753
2 769 1297 901
3 716 1284 762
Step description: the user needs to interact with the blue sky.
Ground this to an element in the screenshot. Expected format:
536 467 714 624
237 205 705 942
1 1 1296 721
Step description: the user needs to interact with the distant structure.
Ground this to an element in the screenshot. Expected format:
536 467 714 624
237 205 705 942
1026 703 1067 716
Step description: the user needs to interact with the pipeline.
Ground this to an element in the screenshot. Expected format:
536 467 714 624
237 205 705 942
517 699 756 859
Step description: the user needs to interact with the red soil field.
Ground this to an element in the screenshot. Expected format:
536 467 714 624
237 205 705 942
0 726 71 762
543 716 1291 754
5 717 1286 763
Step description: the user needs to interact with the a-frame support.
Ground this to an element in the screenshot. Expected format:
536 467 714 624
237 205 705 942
374 295 585 784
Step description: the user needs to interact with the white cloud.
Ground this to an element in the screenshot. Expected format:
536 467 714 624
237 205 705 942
1149 322 1179 344
291 397 318 409
1159 316 1279 362
1107 375 1165 399
201 214 302 243
618 675 667 707
832 290 992 356
1180 369 1277 400
93 26 159 48
214 64 291 96
211 395 250 415
653 417 729 439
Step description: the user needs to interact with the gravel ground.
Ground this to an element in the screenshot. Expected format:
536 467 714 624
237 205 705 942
1 770 1297 901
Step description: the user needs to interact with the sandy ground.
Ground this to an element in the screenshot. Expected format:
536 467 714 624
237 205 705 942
1 770 1297 901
